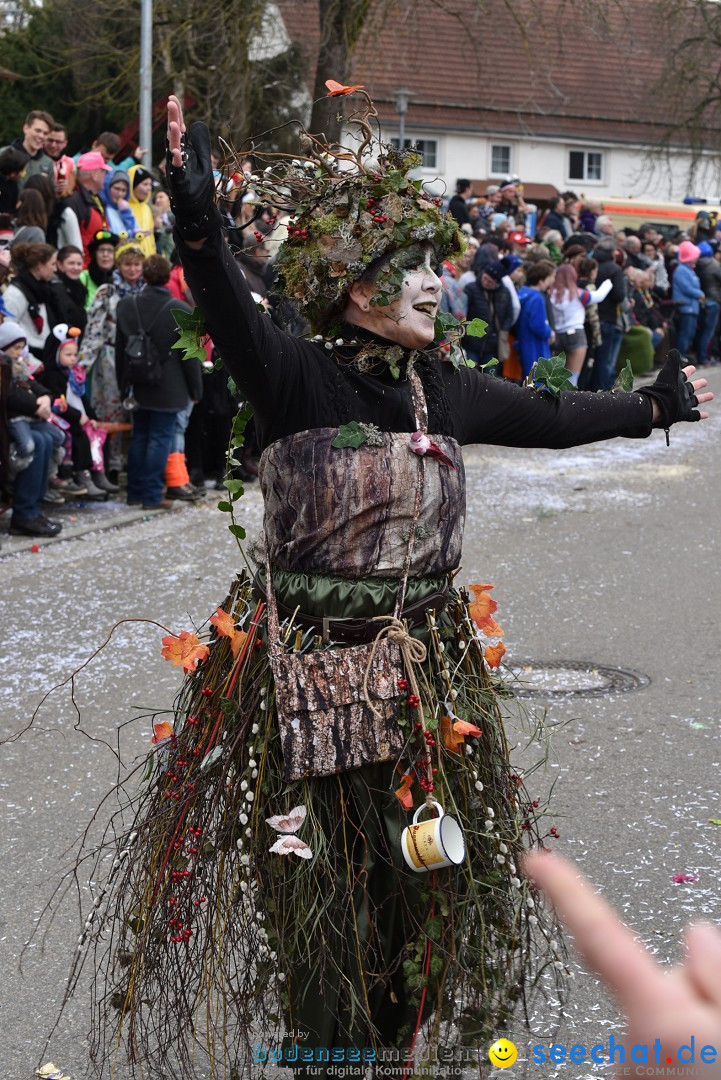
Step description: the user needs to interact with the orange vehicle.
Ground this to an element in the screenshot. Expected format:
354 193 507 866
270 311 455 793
600 196 721 237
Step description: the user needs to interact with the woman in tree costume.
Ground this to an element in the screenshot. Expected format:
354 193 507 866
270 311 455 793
65 91 711 1080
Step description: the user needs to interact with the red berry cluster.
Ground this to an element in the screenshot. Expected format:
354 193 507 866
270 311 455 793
397 677 408 690
166 825 208 943
287 224 309 240
169 921 193 943
201 687 214 698
433 197 442 207
549 826 560 839
366 197 389 224
407 693 420 709
253 230 264 243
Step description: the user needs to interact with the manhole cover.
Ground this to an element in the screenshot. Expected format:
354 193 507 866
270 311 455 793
505 660 650 698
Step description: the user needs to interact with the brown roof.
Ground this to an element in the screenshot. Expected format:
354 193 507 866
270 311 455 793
278 0 704 148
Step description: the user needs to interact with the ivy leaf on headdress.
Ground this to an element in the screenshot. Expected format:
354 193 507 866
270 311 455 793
172 307 209 363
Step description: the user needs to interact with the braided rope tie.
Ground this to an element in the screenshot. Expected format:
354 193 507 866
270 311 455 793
363 616 427 725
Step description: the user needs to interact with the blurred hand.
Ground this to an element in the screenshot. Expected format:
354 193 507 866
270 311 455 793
35 395 51 420
525 851 721 1078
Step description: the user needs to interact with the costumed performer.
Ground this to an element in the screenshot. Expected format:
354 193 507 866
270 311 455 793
60 88 711 1080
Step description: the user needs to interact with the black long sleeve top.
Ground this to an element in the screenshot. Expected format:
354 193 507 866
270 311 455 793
176 230 654 452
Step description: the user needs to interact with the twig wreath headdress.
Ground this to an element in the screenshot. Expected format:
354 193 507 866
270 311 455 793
223 81 463 335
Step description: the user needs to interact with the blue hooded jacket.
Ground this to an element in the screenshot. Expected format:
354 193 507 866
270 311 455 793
514 286 552 378
100 169 137 240
672 262 704 314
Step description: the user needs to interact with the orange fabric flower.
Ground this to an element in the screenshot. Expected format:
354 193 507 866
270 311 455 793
325 79 365 96
468 584 498 629
485 642 506 668
210 608 248 659
210 608 235 639
394 773 414 810
453 719 483 738
152 721 173 744
441 713 465 753
160 630 209 672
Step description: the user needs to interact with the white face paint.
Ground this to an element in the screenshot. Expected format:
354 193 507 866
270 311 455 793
349 242 443 350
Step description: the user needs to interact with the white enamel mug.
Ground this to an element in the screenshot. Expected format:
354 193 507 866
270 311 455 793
401 800 466 873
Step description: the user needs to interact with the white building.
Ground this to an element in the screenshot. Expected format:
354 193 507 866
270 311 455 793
278 0 721 205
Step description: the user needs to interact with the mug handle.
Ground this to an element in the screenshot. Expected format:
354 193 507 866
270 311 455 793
412 799 444 825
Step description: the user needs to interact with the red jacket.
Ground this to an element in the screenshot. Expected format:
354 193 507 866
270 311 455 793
65 185 107 267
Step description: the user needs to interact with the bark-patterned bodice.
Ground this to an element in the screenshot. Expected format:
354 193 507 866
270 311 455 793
259 429 465 578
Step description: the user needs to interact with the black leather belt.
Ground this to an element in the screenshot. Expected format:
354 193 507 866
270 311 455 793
253 572 449 644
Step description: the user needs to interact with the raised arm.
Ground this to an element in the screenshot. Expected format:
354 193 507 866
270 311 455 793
166 95 307 414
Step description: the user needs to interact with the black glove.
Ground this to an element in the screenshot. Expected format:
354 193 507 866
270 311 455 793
636 348 700 431
166 120 222 241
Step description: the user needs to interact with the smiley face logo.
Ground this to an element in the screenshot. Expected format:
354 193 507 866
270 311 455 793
488 1038 518 1069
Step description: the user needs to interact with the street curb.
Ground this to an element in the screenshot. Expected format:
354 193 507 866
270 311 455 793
0 503 194 559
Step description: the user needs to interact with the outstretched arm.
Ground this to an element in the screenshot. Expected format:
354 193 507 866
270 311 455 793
525 851 721 1078
165 95 307 414
450 351 711 448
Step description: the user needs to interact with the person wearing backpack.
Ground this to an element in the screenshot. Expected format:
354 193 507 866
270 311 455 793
115 254 202 509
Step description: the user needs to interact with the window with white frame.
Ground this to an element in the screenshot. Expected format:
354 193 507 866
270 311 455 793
390 136 438 170
490 144 512 176
568 149 604 182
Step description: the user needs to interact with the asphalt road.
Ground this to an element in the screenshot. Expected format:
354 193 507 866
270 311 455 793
2 368 721 1080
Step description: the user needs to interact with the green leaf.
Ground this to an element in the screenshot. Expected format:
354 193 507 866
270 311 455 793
171 307 208 362
217 500 233 513
465 317 488 339
228 523 246 540
429 953 444 977
612 358 634 393
479 357 499 371
532 354 575 396
224 479 244 494
435 891 451 918
332 421 368 449
425 917 441 942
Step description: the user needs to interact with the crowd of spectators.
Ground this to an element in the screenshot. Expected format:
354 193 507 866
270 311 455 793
2 108 719 546
446 177 721 390
0 108 252 545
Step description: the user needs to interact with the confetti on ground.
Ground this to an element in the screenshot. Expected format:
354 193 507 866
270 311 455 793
672 873 700 884
35 1065 72 1080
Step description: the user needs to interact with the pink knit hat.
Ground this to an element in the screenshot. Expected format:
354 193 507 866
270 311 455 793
678 240 701 264
77 151 112 172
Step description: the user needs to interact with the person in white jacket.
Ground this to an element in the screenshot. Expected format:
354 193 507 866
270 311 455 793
3 241 61 358
549 262 613 385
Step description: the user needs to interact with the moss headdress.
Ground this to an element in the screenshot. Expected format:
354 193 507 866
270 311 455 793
226 83 463 335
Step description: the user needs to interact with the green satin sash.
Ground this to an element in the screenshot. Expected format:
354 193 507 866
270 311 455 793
259 565 449 621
